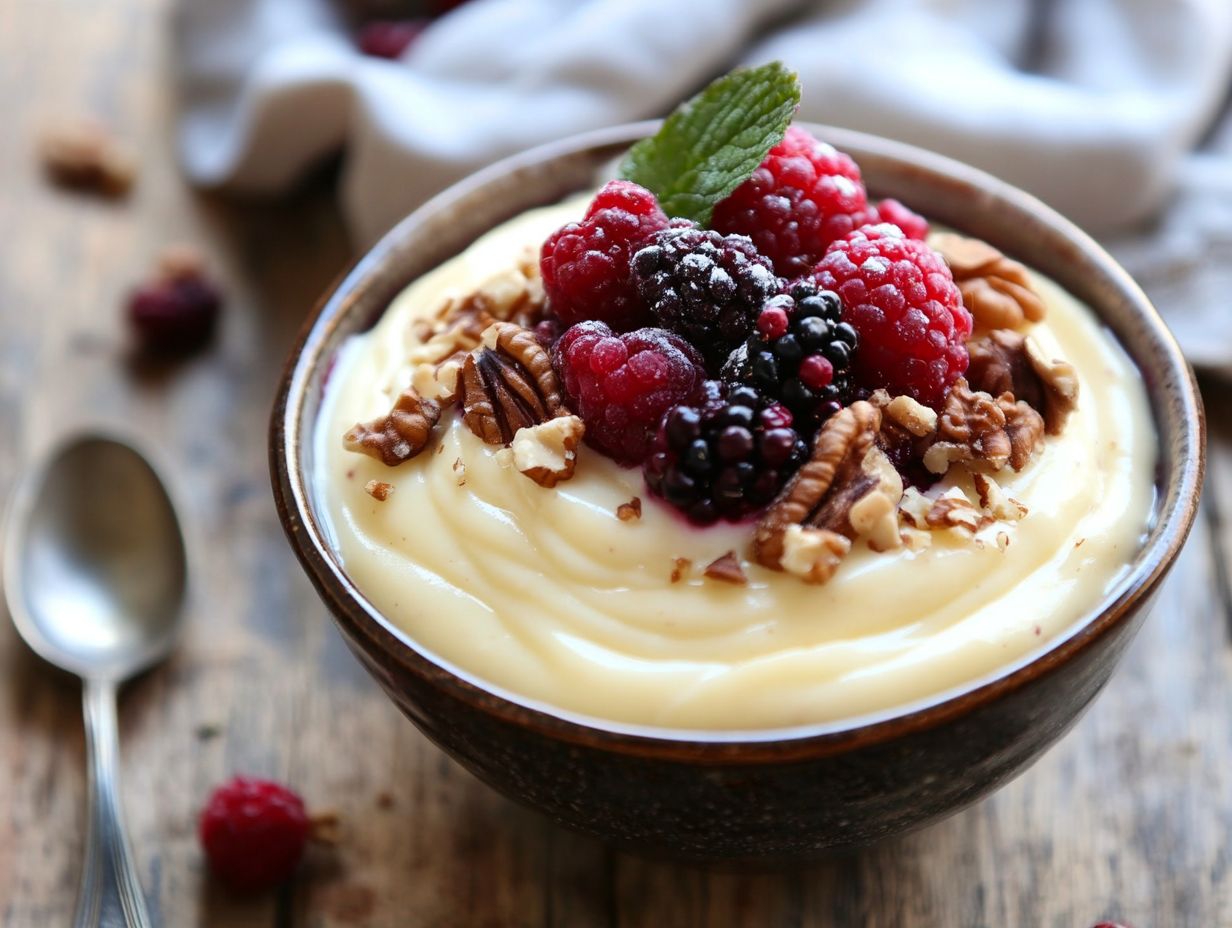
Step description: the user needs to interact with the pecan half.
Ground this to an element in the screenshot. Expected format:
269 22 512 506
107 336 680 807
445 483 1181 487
343 387 441 466
932 233 1045 330
460 322 568 445
967 330 1078 435
922 379 1044 475
753 401 901 581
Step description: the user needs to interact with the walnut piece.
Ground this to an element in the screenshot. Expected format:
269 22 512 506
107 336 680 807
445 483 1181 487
883 395 938 437
344 387 441 466
972 473 1027 521
703 551 748 585
511 415 584 487
923 379 1044 475
670 557 692 583
38 118 135 197
364 480 394 501
932 232 1045 330
925 489 990 535
753 401 902 581
460 322 568 445
967 329 1078 435
616 497 642 522
778 526 851 583
405 252 547 371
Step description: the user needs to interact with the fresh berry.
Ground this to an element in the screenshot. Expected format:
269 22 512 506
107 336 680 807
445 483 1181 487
712 126 871 278
721 279 858 434
631 227 778 367
199 776 310 893
866 198 929 240
356 19 427 58
540 181 668 330
127 247 222 356
552 321 705 465
812 223 971 407
644 381 809 524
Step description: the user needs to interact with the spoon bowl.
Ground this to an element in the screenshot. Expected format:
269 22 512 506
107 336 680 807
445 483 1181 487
5 435 186 680
4 432 187 927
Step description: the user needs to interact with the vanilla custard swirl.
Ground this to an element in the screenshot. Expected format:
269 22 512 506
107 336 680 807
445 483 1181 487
314 199 1156 733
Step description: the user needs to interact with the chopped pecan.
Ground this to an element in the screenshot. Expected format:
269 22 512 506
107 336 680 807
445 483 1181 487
511 415 584 487
967 330 1078 435
405 253 548 370
343 387 441 466
777 526 851 584
925 489 990 535
922 379 1044 474
616 497 642 522
670 557 692 583
1024 337 1078 435
753 401 899 580
460 322 568 445
364 479 394 501
704 551 748 585
932 232 1045 330
972 473 1027 521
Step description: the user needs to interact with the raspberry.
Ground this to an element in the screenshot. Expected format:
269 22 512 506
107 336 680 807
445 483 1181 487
866 198 929 240
722 279 858 434
552 321 705 464
540 181 668 330
199 776 310 893
357 20 427 59
644 381 809 525
127 247 222 356
712 126 871 278
812 223 971 407
631 227 778 367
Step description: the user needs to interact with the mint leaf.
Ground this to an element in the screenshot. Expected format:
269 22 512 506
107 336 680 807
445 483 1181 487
619 62 800 226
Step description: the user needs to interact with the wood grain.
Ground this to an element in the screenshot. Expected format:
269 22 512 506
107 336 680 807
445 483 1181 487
0 0 1226 925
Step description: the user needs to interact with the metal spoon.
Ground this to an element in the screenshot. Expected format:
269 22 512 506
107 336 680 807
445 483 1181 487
4 434 187 928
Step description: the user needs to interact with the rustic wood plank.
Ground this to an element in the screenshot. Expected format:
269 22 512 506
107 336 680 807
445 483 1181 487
0 0 1228 925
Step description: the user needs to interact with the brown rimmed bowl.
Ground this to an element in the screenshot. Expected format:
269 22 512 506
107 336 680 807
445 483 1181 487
270 123 1205 860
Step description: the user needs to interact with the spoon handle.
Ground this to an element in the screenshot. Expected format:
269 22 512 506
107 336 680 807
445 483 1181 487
73 679 153 928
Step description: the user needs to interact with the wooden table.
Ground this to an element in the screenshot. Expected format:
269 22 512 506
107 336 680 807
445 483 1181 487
1 1 1227 924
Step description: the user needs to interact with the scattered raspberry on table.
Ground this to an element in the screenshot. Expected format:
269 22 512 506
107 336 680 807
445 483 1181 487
199 776 310 893
540 180 668 330
551 321 704 465
712 125 872 278
127 246 222 357
812 222 971 407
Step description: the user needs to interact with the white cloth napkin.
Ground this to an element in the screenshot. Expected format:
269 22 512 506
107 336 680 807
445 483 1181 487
175 0 1232 368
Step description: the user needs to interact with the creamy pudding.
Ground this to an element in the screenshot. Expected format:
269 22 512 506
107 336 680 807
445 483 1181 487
313 196 1155 732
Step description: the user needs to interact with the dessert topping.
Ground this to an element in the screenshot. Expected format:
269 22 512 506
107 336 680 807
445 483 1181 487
364 479 394 501
925 488 990 536
511 415 584 487
922 378 1044 475
616 497 643 521
407 253 546 370
777 525 851 584
721 279 859 434
343 387 442 466
752 401 898 580
703 551 748 585
813 223 972 407
552 321 705 465
972 472 1028 521
460 322 567 445
967 329 1078 434
932 233 1045 330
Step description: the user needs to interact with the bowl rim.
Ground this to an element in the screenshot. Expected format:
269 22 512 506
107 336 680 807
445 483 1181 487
270 121 1205 763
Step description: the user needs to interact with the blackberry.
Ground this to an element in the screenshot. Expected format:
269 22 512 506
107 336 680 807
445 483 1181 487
643 381 809 525
722 279 858 434
631 227 779 369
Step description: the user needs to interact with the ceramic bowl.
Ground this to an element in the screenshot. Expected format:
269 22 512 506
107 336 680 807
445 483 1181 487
270 123 1204 860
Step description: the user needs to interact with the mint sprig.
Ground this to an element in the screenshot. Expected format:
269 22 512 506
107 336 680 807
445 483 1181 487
618 62 801 227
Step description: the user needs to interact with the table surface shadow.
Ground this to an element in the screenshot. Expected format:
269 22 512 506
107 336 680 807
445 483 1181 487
1 1 1229 925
